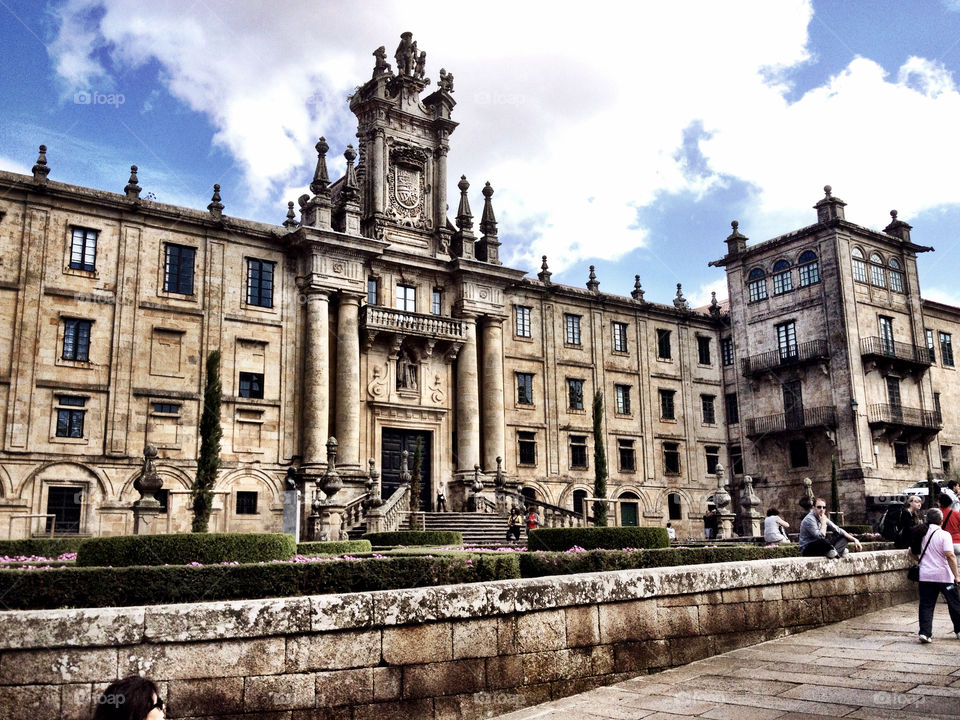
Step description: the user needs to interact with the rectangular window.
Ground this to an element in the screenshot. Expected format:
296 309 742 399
516 372 534 405
396 284 416 312
432 288 442 315
798 260 820 286
894 441 909 466
518 431 537 466
163 243 196 295
748 277 767 302
697 336 711 365
46 486 82 533
730 445 743 475
940 332 954 366
776 321 798 361
789 439 809 468
570 435 587 469
246 258 275 308
238 371 264 399
886 375 902 410
871 262 886 287
725 392 739 425
154 488 169 515
656 328 672 359
62 318 91 362
367 277 378 305
236 491 258 515
69 227 98 271
567 378 584 411
890 268 904 293
55 396 86 438
926 329 936 363
612 322 628 353
721 338 734 366
773 269 792 295
942 445 952 476
705 445 720 475
618 439 636 472
701 395 716 424
615 384 631 415
659 389 675 420
879 316 894 355
515 306 532 338
663 442 680 474
151 402 181 414
565 314 581 345
853 256 868 283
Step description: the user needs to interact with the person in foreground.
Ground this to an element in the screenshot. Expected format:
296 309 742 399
93 676 164 719
798 498 862 557
911 507 960 644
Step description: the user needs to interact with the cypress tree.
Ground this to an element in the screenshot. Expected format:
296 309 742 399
192 350 222 532
592 391 608 526
830 456 840 516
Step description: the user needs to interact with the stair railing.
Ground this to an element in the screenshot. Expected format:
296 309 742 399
365 483 410 534
342 494 366 534
494 488 588 527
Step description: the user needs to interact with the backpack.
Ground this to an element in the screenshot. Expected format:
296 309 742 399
880 506 902 542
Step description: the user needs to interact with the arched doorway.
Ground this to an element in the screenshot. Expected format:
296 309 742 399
619 491 640 526
521 486 537 508
573 489 588 518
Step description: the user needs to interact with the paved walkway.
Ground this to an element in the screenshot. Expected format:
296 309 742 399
494 601 960 719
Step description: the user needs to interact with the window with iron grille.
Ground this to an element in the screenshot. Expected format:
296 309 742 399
721 338 734 366
570 435 588 469
238 372 264 399
612 322 628 353
396 284 416 312
656 328 672 359
163 243 196 295
152 402 180 415
701 395 716 424
798 250 820 286
246 258 275 307
725 392 739 425
567 378 584 410
747 268 767 302
62 318 91 362
705 445 720 474
851 248 868 283
69 227 98 271
565 314 581 345
940 332 954 367
518 431 537 466
663 442 680 474
516 372 534 405
236 491 258 514
659 389 675 420
879 316 894 355
615 384 631 415
515 306 531 338
697 336 711 365
618 439 635 472
772 259 792 295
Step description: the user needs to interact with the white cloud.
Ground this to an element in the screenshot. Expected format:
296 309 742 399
921 287 960 309
0 156 31 175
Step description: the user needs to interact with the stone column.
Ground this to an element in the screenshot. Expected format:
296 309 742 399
481 317 505 471
372 129 385 215
456 315 480 472
302 290 329 465
336 294 362 469
435 146 448 232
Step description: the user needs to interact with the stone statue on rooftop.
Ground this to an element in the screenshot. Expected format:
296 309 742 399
395 32 416 76
373 45 391 77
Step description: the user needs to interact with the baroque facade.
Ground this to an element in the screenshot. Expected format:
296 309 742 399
0 35 957 539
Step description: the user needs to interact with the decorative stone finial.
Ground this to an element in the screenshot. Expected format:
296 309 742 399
400 449 411 484
124 165 141 200
631 275 645 301
439 68 455 93
456 175 473 231
32 145 49 183
479 182 497 236
372 45 392 78
673 283 689 311
709 292 721 318
538 255 552 284
320 436 342 498
133 443 163 505
814 184 846 223
310 137 330 195
283 200 298 229
713 463 731 511
472 464 483 494
207 184 224 219
823 185 832 197
342 145 359 202
587 265 600 292
884 208 913 242
495 456 504 488
725 220 747 256
799 476 815 512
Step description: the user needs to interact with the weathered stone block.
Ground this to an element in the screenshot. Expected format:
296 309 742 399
122 638 283 680
372 587 439 626
670 634 713 666
519 650 562 685
590 645 615 675
145 597 311 643
244 672 316 712
352 698 434 720
382 622 452 665
0 606 144 650
720 588 749 604
286 630 380 672
698 601 779 635
60 682 93 720
168 676 244 716
712 629 767 655
434 688 529 720
564 605 599 647
403 658 485 699
513 609 566 653
0 647 118 684
556 647 594 680
292 708 351 720
809 575 856 598
781 597 823 627
373 666 401 702
452 618 497 659
598 599 657 643
657 591 722 607
613 639 670 674
821 594 861 623
656 604 699 638
0 684 61 720
315 668 373 707
781 581 812 599
485 654 523 690
748 585 782 602
310 593 375 632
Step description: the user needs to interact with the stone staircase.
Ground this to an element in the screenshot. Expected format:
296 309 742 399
415 511 515 546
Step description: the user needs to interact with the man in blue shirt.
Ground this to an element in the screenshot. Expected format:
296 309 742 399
799 497 862 558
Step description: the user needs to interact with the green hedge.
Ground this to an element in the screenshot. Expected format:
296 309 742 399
526 526 670 552
297 540 372 556
361 530 462 547
0 538 86 558
0 553 520 610
844 525 874 535
77 533 296 567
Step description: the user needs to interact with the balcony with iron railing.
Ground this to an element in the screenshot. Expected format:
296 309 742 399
360 305 465 342
860 337 932 372
867 403 942 432
741 339 829 377
745 405 837 438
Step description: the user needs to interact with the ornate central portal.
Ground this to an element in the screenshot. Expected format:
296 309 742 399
381 428 432 509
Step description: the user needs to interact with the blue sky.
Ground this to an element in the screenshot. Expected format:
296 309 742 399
2 0 960 308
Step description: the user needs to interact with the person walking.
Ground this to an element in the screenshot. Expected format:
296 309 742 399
911 507 960 643
526 505 540 535
505 507 523 541
799 497 862 557
763 508 790 544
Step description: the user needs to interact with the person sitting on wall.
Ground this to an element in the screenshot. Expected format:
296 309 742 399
938 492 960 556
93 676 165 720
763 507 790 544
799 497 862 558
506 507 524 541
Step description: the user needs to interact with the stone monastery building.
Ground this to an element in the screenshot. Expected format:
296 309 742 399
0 34 958 539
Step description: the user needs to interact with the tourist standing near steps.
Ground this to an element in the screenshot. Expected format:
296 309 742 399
666 522 676 541
93 676 165 720
526 506 540 535
911 507 960 644
798 497 862 557
505 507 523 541
763 508 790 544
938 492 960 556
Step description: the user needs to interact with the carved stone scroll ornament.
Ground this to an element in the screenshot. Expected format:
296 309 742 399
367 364 387 399
429 374 445 404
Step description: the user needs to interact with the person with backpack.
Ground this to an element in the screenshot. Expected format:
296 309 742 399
910 507 960 644
881 495 922 549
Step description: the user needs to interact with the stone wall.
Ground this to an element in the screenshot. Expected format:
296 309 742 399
0 551 913 719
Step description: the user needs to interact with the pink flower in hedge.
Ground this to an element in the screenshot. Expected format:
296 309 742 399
188 561 203 567
565 545 587 553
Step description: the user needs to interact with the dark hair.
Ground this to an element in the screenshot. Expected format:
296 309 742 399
766 508 779 517
938 493 953 509
93 676 160 720
950 480 959 491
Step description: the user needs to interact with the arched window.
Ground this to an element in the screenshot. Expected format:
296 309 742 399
573 489 587 518
869 252 886 287
798 250 820 286
619 491 639 527
889 257 904 293
667 492 682 521
851 247 867 283
772 259 792 295
747 267 767 302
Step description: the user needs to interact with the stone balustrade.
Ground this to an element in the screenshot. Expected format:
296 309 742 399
0 550 913 719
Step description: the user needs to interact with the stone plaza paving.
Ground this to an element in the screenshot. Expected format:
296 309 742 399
493 601 960 719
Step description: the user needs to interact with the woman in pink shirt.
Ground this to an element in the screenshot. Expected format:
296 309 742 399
913 507 960 643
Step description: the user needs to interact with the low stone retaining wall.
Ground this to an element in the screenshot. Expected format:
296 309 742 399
0 550 913 719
